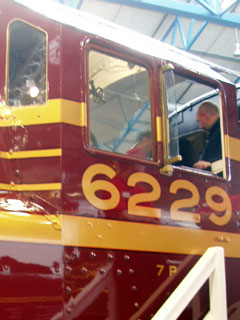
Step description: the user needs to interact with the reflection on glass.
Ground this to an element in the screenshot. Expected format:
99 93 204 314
89 50 153 161
7 20 47 106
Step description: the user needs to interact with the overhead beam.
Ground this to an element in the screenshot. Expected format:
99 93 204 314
103 0 240 28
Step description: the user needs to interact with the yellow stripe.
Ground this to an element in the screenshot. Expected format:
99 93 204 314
0 182 61 191
0 100 61 126
0 213 239 258
156 116 162 142
62 216 240 259
80 102 87 126
225 135 240 162
0 148 62 159
0 99 87 127
61 100 87 126
0 211 61 245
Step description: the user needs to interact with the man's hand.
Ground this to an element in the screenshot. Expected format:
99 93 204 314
193 160 211 170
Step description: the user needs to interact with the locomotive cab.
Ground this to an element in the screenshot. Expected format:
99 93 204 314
88 50 228 177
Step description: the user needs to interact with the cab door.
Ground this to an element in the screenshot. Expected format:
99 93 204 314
159 63 240 317
61 38 175 320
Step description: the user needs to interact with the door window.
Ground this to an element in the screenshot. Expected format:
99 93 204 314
161 67 224 176
88 50 154 161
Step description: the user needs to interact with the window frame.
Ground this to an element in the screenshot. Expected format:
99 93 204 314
84 38 160 165
159 61 228 179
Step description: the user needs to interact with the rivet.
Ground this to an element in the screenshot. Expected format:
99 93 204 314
3 265 10 273
9 149 13 154
15 169 20 177
87 221 93 229
66 286 72 295
217 236 224 242
107 253 114 260
66 266 72 274
129 269 135 275
235 211 240 216
131 285 137 292
66 307 71 314
116 269 123 276
72 249 79 258
134 302 139 309
225 237 231 243
90 252 96 259
107 223 112 229
124 255 130 261
65 254 71 263
100 268 106 275
97 234 103 240
81 267 88 275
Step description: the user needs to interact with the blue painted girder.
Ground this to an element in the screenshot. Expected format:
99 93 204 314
103 0 240 28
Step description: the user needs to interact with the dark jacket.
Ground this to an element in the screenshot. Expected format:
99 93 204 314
200 118 222 163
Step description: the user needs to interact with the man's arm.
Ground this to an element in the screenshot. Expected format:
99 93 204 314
193 160 211 170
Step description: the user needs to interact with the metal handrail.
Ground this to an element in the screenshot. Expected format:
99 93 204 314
152 247 227 320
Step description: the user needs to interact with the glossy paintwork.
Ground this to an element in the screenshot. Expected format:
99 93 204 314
0 0 239 319
0 242 63 320
63 247 208 320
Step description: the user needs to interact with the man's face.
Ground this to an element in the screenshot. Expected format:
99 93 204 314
196 112 210 130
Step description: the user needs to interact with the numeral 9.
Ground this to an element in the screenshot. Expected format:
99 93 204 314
206 186 232 226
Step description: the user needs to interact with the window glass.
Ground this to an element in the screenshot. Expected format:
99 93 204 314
165 69 179 160
89 50 153 161
7 20 47 106
163 70 224 175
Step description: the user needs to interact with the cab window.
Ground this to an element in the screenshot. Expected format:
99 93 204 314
88 50 154 161
161 67 224 177
7 20 47 106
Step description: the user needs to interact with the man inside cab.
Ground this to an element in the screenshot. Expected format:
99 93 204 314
126 131 153 160
193 101 222 170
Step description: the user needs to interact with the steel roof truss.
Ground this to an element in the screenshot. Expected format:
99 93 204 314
162 17 208 51
103 0 240 28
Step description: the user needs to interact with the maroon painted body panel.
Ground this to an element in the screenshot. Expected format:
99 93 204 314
0 0 239 319
0 242 64 319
